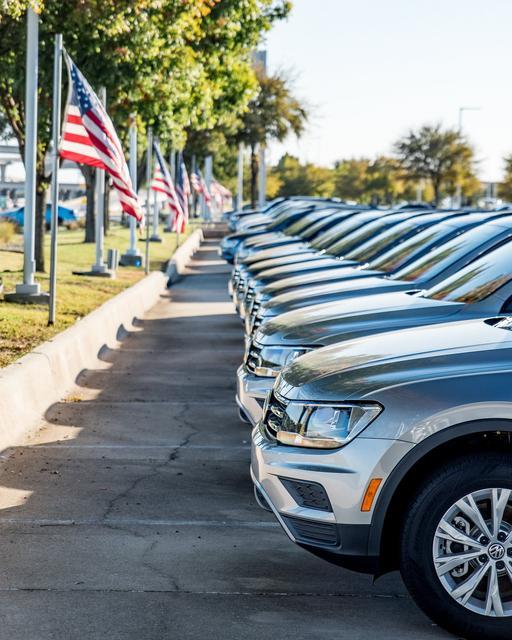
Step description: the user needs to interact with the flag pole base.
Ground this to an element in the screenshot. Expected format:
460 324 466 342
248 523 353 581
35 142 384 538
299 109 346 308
72 269 116 279
149 235 163 243
4 290 50 305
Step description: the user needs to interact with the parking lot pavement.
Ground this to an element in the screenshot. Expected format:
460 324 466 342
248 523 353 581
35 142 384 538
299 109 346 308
0 239 454 639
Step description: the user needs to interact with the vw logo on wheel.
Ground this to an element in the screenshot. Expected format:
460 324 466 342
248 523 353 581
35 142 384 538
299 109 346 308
488 543 506 560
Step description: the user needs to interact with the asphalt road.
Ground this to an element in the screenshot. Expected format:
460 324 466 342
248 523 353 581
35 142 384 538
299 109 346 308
0 239 455 639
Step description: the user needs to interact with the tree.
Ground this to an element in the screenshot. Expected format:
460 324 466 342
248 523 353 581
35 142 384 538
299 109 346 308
498 154 512 202
270 154 334 198
394 123 476 205
0 1 291 262
236 70 308 207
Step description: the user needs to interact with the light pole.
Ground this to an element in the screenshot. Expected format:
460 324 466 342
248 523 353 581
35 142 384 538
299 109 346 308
455 107 481 207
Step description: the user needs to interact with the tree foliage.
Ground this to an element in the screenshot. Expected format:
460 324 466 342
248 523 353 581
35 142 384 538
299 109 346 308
394 123 477 205
235 69 308 206
0 0 290 265
270 154 333 198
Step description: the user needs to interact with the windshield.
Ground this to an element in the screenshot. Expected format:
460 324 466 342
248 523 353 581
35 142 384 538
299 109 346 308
326 216 402 256
284 212 320 236
301 211 344 240
369 223 455 273
310 210 383 250
393 225 504 283
343 218 424 262
423 241 512 303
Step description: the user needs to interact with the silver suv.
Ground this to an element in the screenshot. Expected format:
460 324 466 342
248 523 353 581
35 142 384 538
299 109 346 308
251 316 512 640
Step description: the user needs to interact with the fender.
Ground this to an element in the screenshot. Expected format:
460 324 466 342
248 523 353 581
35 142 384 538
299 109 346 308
368 418 512 559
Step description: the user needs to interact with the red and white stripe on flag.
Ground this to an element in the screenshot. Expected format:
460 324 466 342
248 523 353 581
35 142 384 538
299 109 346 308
60 53 142 221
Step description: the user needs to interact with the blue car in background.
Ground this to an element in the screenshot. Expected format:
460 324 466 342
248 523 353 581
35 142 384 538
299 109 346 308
0 204 77 228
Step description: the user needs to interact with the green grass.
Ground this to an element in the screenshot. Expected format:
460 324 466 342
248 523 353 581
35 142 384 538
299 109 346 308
0 221 197 368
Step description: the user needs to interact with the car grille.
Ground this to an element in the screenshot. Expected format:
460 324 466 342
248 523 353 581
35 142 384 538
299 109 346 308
252 309 264 334
281 515 339 547
263 391 288 440
245 341 263 374
245 285 256 308
236 277 246 296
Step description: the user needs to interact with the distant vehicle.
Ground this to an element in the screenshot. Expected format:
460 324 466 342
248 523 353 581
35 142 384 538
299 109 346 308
0 204 78 228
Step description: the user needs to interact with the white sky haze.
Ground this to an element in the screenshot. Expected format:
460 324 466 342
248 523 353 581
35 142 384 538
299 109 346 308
266 0 512 182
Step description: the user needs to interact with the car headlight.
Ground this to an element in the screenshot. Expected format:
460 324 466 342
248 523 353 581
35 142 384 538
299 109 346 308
254 346 311 377
275 401 382 449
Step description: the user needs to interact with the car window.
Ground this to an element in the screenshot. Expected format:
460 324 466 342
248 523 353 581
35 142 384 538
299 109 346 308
310 211 382 250
343 219 421 261
423 241 512 303
369 224 454 272
393 225 503 282
301 212 343 239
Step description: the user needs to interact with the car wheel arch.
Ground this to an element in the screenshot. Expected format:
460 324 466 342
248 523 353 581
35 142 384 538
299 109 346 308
369 418 512 577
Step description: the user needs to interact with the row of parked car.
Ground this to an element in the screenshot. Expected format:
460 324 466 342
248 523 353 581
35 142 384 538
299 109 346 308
221 197 512 640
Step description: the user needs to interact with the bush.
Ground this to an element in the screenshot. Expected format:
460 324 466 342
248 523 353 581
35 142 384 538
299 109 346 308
0 221 16 245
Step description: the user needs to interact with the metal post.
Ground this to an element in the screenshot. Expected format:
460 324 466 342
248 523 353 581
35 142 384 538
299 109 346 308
91 87 107 273
237 143 244 211
163 149 173 232
120 114 142 265
258 144 266 210
48 33 63 325
14 8 41 298
144 127 152 274
204 155 213 220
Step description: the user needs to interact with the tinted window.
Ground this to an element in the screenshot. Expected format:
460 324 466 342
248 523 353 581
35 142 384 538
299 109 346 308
301 212 344 239
393 225 503 282
369 224 454 272
424 241 512 303
343 219 420 261
310 211 383 250
326 217 396 255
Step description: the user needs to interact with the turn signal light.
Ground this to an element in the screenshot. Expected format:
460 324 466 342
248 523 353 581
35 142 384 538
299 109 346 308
361 478 383 512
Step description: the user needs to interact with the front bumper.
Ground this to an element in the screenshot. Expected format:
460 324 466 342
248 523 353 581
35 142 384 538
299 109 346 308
251 427 412 572
236 365 272 426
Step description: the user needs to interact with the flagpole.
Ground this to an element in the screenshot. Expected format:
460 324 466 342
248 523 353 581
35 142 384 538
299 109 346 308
144 127 152 275
7 8 44 303
120 114 142 266
204 155 213 221
91 86 108 275
237 143 244 211
149 136 161 243
164 149 175 232
48 33 63 325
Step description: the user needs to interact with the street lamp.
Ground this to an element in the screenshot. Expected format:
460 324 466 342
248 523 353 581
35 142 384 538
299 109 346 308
455 107 481 207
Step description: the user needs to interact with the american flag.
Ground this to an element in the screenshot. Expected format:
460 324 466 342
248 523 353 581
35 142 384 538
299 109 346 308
175 153 190 232
210 178 232 211
60 53 141 221
191 169 212 204
151 142 184 229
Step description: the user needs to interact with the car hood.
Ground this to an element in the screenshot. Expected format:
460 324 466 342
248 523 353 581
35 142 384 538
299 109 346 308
256 257 359 283
257 292 463 346
243 244 312 265
277 317 512 401
263 277 415 316
262 267 388 295
249 251 324 273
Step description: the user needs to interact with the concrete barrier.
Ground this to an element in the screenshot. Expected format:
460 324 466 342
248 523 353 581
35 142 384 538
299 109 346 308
166 228 204 285
0 227 204 452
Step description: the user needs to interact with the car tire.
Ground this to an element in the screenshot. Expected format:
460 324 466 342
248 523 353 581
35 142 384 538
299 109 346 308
400 452 512 640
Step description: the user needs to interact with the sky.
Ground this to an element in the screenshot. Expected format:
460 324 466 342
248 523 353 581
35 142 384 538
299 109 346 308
265 0 512 182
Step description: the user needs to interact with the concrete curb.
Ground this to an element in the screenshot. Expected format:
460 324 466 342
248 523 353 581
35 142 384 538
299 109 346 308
0 227 204 452
166 228 204 285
